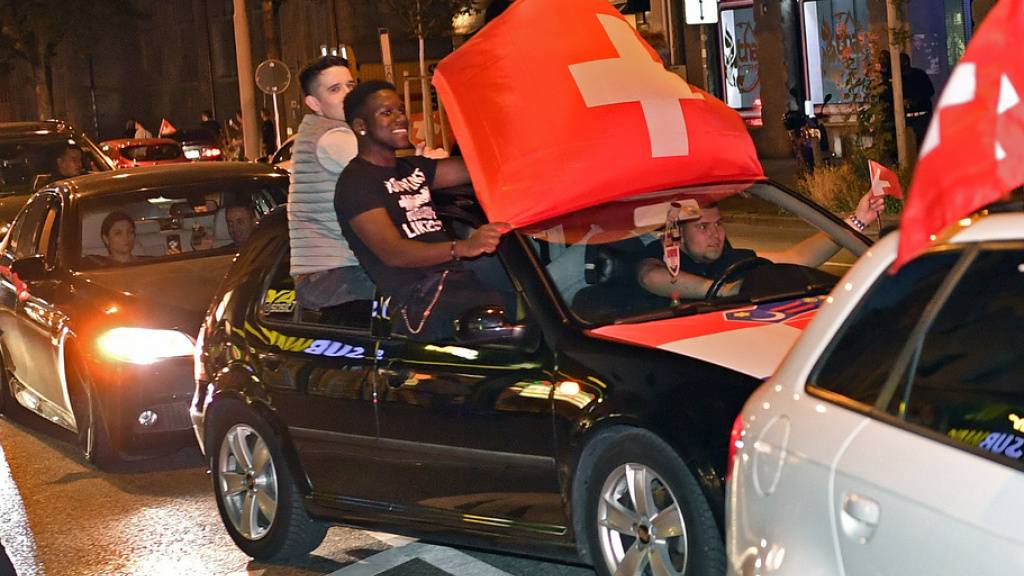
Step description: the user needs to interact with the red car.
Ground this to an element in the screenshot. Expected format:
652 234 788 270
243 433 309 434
100 138 188 169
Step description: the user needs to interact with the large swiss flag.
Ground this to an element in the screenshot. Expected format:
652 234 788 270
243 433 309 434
894 0 1024 270
433 0 763 228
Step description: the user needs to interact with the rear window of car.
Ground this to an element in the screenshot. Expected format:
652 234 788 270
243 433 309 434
120 144 182 162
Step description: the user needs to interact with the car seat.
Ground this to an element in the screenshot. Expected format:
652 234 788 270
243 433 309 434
571 236 654 321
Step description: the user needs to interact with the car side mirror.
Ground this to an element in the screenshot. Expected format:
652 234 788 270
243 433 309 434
11 255 50 282
456 305 535 346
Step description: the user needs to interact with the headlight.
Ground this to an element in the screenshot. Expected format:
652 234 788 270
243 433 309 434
97 327 195 365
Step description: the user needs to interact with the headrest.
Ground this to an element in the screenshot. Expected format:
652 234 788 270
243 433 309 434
584 237 646 286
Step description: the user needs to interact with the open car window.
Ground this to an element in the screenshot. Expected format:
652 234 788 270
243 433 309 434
521 181 864 326
75 182 284 269
0 136 111 197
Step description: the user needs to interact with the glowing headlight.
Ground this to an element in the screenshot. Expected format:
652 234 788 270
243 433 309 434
97 327 195 365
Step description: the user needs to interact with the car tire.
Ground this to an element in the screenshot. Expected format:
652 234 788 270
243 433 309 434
67 352 118 469
580 428 724 576
209 401 327 561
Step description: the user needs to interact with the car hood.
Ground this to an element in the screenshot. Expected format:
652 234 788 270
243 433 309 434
75 254 235 330
588 296 825 379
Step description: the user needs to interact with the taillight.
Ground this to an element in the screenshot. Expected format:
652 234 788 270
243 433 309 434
200 146 222 159
726 412 745 481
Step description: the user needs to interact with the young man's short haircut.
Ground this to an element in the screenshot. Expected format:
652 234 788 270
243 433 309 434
343 80 396 125
299 55 351 97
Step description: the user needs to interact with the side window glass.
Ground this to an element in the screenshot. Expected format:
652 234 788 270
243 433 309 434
901 248 1024 469
12 196 50 260
258 248 372 332
809 250 961 405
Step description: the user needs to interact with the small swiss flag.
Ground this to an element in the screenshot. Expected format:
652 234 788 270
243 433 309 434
158 118 177 137
867 160 903 199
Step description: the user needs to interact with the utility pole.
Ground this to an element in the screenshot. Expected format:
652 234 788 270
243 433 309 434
233 0 260 159
886 0 909 169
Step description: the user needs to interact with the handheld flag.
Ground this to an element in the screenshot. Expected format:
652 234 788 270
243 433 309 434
433 0 763 228
894 0 1024 271
868 160 903 199
158 118 177 137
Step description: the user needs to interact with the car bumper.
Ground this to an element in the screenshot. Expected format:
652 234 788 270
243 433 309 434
91 356 196 458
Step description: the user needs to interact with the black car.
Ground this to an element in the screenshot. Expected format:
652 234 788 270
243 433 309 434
170 127 225 161
0 120 116 227
191 180 871 574
0 162 286 468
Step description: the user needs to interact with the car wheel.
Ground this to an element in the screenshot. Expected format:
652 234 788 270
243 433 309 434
67 352 118 469
580 429 724 576
209 401 327 561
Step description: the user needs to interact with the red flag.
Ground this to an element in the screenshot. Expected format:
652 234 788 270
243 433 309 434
159 118 177 137
433 0 763 228
894 0 1024 270
868 159 903 199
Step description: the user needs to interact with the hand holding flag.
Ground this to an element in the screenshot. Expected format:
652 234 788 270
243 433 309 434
868 160 903 199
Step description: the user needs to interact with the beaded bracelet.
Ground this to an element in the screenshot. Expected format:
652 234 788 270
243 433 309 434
847 214 867 232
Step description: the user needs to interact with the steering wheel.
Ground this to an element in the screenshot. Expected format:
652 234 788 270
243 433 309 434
705 256 773 299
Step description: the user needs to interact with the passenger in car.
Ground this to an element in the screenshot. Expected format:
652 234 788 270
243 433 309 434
639 190 885 300
224 202 257 248
54 143 85 179
335 80 510 341
99 211 138 264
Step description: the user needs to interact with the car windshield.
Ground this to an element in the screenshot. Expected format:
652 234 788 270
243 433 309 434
0 135 111 197
520 181 862 326
76 181 284 270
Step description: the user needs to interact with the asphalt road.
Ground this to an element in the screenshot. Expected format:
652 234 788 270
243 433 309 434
0 412 594 576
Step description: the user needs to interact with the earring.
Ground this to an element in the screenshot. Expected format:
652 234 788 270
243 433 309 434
359 130 366 136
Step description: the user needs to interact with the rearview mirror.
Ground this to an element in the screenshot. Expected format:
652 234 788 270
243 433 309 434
456 306 535 346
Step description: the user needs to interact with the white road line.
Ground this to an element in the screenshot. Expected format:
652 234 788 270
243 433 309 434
327 542 515 576
0 439 39 576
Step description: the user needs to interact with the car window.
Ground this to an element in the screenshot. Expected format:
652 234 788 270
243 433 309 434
897 247 1024 469
809 249 962 406
272 139 293 164
520 181 856 326
258 248 373 332
11 194 53 260
0 135 110 197
120 143 182 162
76 180 285 269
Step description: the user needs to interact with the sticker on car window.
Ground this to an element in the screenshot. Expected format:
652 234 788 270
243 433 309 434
263 289 296 314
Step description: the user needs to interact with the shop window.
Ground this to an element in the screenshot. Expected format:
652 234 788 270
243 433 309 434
718 1 761 112
802 0 871 105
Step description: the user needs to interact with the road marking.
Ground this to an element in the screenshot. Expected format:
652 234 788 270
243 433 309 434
0 439 39 576
327 541 514 576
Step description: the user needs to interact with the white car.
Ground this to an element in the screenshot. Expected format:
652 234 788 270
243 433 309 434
726 206 1024 575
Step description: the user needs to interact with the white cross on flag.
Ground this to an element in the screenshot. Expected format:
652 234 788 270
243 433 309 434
895 0 1024 270
433 0 763 227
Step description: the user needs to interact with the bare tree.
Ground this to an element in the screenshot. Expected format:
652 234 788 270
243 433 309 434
0 0 141 119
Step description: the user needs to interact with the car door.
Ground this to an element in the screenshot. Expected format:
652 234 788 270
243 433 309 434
0 192 71 423
247 248 381 499
790 249 963 572
830 244 1024 574
372 256 565 532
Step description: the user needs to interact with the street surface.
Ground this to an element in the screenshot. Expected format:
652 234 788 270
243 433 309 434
0 413 593 576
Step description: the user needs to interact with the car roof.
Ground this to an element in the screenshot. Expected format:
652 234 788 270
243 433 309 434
58 162 287 198
0 120 72 138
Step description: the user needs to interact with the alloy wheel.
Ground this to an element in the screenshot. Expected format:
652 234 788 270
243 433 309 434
596 463 689 576
218 423 279 541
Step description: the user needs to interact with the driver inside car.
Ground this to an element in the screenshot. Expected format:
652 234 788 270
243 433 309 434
638 189 884 301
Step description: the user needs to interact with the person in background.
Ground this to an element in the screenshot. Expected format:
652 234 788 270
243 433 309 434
200 110 223 143
260 108 277 157
287 55 374 310
100 211 137 264
123 119 137 139
225 111 244 160
900 52 936 151
132 119 154 140
54 143 85 178
224 202 257 248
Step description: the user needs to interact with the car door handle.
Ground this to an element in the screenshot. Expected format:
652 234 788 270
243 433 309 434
840 491 880 543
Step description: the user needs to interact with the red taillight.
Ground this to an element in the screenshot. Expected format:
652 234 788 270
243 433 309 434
726 412 745 481
200 146 222 159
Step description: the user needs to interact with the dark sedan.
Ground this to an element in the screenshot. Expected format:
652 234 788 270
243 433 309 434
0 162 286 468
191 179 870 574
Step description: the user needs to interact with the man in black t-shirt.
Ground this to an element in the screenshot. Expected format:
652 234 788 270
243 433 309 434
335 80 510 340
